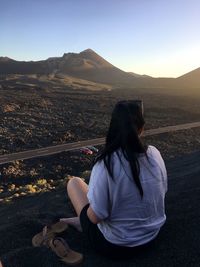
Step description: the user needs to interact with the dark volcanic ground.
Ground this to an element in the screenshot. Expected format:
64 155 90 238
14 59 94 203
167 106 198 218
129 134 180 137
0 86 200 154
0 85 200 266
0 150 200 267
0 85 200 202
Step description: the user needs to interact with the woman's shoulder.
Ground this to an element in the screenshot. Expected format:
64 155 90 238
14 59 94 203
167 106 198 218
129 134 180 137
144 145 163 161
147 145 161 155
145 145 165 165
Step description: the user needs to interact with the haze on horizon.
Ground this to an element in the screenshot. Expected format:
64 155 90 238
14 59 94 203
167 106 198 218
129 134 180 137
1 0 200 78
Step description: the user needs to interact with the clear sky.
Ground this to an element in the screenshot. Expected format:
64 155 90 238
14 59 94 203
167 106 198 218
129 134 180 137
1 0 200 77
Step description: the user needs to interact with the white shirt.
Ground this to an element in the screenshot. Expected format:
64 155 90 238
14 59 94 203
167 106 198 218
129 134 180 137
87 145 167 247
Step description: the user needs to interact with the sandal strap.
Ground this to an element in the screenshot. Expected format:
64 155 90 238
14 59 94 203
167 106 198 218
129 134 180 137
51 237 71 257
41 226 54 246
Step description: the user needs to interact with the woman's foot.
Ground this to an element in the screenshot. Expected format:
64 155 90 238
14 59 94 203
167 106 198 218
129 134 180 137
60 217 82 232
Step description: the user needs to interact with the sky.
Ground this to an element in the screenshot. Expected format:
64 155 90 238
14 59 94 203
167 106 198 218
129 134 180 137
1 0 200 77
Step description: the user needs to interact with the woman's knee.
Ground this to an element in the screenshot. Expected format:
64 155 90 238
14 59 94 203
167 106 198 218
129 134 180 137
67 177 83 193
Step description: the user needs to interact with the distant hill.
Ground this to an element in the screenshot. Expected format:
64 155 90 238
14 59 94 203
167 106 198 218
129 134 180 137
0 57 14 62
128 72 152 78
176 67 200 88
0 49 200 92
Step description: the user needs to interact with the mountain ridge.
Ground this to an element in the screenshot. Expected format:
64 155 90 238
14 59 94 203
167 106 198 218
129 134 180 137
0 49 146 86
0 49 200 90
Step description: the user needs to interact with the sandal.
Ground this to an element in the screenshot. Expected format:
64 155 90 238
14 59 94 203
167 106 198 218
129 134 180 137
49 237 83 265
32 221 69 247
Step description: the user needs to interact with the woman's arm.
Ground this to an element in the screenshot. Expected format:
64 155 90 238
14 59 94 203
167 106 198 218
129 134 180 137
87 161 110 224
87 206 102 224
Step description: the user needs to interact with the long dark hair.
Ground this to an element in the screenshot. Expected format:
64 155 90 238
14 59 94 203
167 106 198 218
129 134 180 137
94 100 147 197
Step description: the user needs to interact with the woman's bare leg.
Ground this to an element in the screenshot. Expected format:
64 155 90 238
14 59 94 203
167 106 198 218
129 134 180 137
60 177 89 232
67 177 89 216
0 260 3 267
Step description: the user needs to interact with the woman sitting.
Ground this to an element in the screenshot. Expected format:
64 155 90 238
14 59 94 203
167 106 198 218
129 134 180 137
63 100 167 260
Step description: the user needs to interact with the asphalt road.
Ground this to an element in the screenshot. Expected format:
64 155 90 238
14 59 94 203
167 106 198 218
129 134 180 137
0 121 200 165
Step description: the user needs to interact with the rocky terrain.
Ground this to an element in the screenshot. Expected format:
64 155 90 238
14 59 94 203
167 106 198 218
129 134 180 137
0 148 200 267
0 86 200 154
0 84 200 203
0 73 199 266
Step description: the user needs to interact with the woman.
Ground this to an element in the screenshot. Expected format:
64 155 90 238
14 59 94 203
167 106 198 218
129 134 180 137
62 100 167 259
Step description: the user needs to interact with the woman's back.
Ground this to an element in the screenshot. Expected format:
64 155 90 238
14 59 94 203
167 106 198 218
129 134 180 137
87 145 167 247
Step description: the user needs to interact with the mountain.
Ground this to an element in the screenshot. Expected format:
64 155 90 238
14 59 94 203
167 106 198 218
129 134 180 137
0 49 200 92
0 57 14 62
0 49 152 87
176 67 200 88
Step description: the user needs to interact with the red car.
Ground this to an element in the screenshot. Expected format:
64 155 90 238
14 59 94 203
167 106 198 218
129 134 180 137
80 147 93 155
